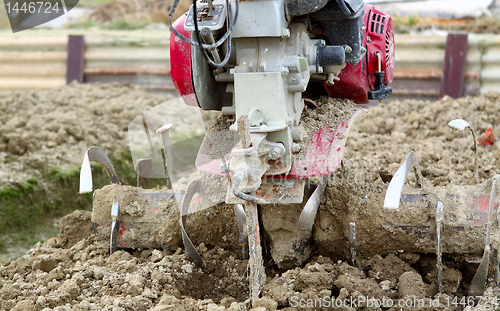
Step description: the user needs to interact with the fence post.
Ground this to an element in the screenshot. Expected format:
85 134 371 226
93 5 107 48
440 32 468 98
66 35 85 84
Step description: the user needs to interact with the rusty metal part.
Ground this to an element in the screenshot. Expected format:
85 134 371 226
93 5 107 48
298 174 330 232
231 170 267 204
156 124 174 190
469 176 500 296
181 178 206 268
245 200 265 305
226 176 304 205
436 201 444 294
303 98 319 108
237 115 251 149
383 151 423 209
110 199 120 254
79 146 120 194
448 119 479 184
136 158 152 189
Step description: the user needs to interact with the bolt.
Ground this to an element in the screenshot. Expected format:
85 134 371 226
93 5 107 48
269 150 279 160
282 29 291 38
220 161 230 174
344 46 352 54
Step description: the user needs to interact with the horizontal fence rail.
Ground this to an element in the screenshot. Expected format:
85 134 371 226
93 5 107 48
1 30 500 99
0 30 172 91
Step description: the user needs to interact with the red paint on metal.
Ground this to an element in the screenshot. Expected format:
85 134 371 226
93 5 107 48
170 14 198 107
478 128 495 146
473 195 499 226
192 196 201 208
119 225 125 237
287 109 360 178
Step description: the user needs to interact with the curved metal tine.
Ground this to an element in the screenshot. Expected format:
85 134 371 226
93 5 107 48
136 158 153 189
110 199 120 254
469 175 500 296
298 174 331 232
436 201 444 294
448 119 473 132
384 151 423 209
448 119 479 184
79 146 121 193
181 178 206 268
235 203 249 259
156 124 173 190
349 222 356 266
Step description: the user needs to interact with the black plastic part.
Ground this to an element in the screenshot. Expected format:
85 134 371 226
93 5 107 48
191 41 232 111
308 2 365 63
317 45 346 67
338 0 364 15
367 71 393 100
285 0 331 18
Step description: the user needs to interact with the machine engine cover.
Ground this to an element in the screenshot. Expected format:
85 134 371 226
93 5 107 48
324 4 394 104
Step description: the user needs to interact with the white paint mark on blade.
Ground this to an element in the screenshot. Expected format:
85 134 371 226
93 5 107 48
79 151 93 194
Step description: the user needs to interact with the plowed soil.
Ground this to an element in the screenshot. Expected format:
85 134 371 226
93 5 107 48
1 84 500 310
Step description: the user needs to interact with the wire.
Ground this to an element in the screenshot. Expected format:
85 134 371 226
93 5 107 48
194 0 232 67
169 0 239 51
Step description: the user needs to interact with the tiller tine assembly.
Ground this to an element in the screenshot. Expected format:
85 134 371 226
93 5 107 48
384 151 424 209
469 175 500 296
436 201 444 294
110 199 120 254
79 146 121 194
298 174 330 232
349 222 357 266
448 119 479 184
181 178 206 268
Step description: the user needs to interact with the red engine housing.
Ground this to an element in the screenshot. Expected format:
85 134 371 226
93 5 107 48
170 14 198 107
324 5 394 104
